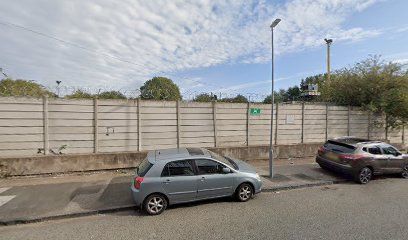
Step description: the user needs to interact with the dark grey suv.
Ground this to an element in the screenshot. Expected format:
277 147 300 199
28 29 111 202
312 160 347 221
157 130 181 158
316 137 408 184
131 148 262 215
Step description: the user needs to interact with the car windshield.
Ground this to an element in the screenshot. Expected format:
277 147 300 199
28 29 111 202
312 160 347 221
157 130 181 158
207 150 239 170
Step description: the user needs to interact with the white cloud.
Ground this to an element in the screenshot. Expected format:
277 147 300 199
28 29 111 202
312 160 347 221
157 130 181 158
0 0 381 92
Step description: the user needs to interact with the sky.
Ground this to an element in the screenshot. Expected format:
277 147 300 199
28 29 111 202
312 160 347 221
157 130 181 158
0 0 408 100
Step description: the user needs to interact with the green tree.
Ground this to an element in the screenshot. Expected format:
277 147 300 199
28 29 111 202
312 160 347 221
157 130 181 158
193 93 217 102
285 86 301 101
320 56 408 128
65 90 94 99
263 90 284 104
220 94 248 103
140 77 181 101
0 78 56 97
97 91 127 99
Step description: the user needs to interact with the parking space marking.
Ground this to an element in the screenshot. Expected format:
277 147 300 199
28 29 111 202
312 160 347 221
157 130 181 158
0 195 15 207
0 187 11 194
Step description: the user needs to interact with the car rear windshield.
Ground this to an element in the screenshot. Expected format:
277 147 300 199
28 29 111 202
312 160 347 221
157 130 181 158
324 140 356 154
136 158 153 177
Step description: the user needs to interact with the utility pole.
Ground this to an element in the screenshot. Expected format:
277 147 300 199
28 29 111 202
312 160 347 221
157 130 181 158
56 81 62 97
269 18 281 179
324 38 333 81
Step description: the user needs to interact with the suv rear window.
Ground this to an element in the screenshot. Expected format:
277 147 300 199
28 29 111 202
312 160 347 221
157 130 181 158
137 158 153 177
324 140 356 154
362 147 382 155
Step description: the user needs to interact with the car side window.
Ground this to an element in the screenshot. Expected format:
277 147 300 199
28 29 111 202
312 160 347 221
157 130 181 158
161 160 195 177
368 147 381 155
381 146 400 156
195 159 225 175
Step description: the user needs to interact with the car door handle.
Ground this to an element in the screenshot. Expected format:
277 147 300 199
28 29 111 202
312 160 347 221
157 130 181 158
162 179 171 184
200 177 205 182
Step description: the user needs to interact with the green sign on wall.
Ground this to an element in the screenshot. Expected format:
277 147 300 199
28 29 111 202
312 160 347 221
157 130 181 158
250 108 261 116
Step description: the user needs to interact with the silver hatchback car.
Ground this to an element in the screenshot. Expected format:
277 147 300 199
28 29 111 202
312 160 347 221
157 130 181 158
131 147 262 215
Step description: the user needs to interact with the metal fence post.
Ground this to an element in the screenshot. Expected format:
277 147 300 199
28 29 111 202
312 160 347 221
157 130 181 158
43 95 49 155
93 98 99 153
137 98 142 151
213 101 218 147
176 100 181 148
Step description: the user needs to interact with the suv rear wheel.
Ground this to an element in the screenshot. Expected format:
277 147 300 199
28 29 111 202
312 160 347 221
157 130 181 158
356 167 372 184
143 194 167 215
402 165 408 179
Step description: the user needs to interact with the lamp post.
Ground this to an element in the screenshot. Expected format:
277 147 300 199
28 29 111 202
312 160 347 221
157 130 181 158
324 38 333 81
269 18 281 178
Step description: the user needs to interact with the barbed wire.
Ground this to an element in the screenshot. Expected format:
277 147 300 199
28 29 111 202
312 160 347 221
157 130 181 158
0 83 325 103
0 83 257 101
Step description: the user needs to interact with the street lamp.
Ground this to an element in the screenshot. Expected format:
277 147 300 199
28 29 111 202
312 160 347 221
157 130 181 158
324 38 333 81
269 18 281 178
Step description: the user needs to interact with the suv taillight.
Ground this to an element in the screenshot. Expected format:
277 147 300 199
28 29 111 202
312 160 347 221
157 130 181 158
339 154 365 162
134 176 144 189
318 146 326 155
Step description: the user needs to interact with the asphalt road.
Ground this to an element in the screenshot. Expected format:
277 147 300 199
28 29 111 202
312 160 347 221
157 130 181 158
1 178 407 240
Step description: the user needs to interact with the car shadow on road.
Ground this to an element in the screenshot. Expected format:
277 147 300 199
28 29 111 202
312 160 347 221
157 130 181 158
70 176 134 211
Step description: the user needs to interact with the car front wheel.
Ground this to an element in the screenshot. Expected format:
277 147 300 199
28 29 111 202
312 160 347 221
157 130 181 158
143 194 167 215
402 165 408 179
235 183 253 202
356 167 372 184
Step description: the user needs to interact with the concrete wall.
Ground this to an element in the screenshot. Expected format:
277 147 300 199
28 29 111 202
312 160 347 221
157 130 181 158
0 97 406 158
0 143 321 176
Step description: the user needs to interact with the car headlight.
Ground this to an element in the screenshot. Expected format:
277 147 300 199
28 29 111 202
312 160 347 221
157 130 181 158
255 173 261 181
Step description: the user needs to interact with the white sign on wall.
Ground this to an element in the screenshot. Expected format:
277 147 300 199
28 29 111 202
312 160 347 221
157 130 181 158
286 115 295 124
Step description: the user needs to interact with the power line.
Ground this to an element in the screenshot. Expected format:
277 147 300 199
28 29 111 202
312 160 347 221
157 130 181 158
0 19 155 70
0 67 8 77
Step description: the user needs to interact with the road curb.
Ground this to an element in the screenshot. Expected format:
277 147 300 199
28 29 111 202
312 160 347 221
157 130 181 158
0 205 136 226
0 179 349 227
261 179 349 192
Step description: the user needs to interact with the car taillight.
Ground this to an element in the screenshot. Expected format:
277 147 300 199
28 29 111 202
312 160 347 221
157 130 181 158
339 154 365 162
134 176 144 189
318 146 326 155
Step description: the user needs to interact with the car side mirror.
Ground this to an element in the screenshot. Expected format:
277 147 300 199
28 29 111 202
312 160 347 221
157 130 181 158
222 167 231 174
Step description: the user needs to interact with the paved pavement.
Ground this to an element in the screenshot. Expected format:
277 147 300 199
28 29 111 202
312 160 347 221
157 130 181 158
0 159 350 224
0 178 407 240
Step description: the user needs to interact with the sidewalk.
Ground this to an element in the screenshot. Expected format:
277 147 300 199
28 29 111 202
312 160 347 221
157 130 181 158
0 159 348 225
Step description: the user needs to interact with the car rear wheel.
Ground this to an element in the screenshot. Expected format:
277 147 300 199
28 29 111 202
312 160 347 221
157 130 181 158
356 167 372 184
235 183 253 202
402 165 408 179
143 194 167 215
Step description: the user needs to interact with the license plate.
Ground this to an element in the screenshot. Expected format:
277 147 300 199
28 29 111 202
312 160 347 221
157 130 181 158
326 152 338 161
